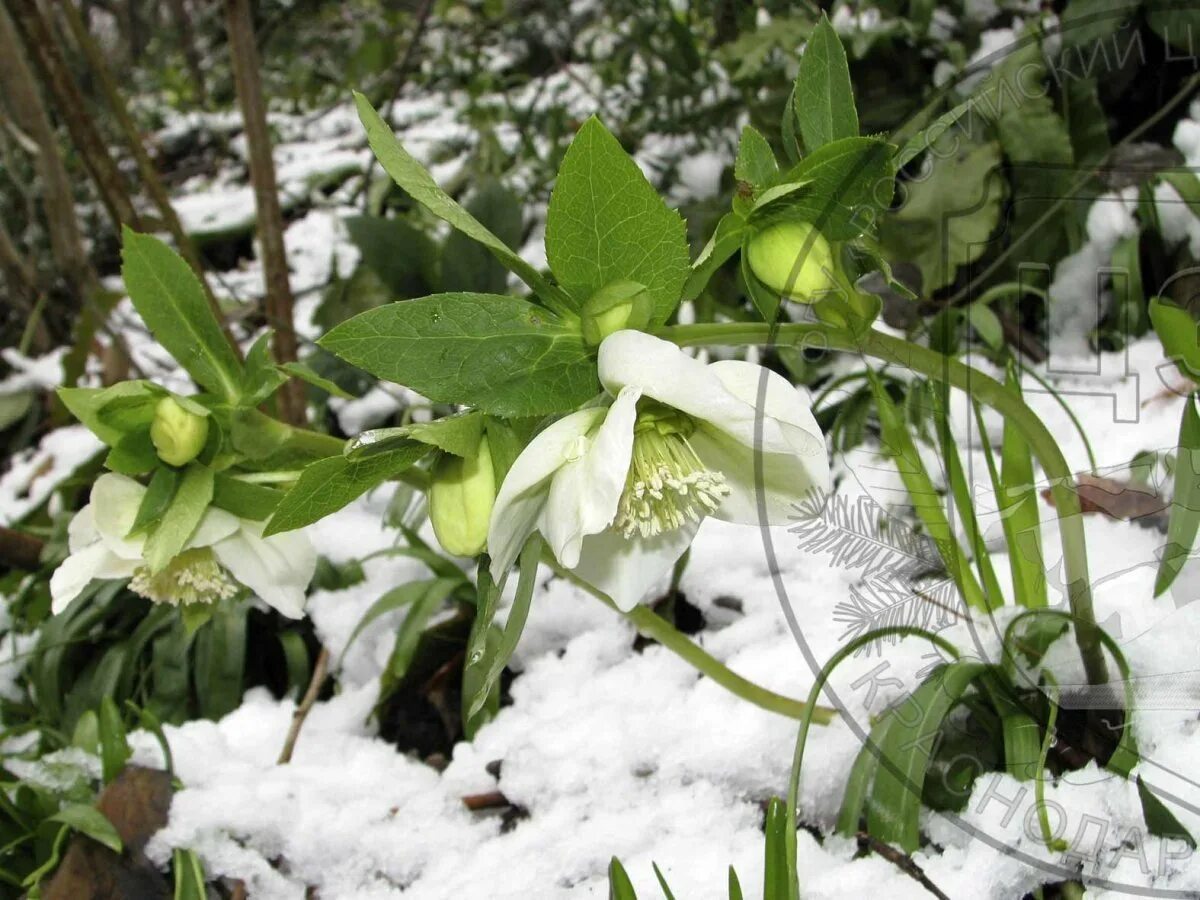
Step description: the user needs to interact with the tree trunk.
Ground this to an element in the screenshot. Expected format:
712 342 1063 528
5 0 141 233
0 4 94 306
224 0 304 426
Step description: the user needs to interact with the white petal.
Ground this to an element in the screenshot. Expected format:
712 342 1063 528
67 504 99 554
689 426 829 525
487 407 605 579
49 544 138 614
213 524 315 619
90 473 147 560
185 505 240 550
707 360 827 459
570 521 698 612
599 330 751 429
540 387 639 568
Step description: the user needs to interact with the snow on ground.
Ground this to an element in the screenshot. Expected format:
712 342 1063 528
7 36 1200 898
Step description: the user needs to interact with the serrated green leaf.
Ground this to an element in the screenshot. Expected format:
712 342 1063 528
320 293 598 418
49 805 122 854
794 14 858 151
762 137 895 240
1156 395 1200 596
265 443 432 536
734 126 777 190
545 117 690 326
684 212 746 302
144 465 215 574
353 92 569 311
120 228 244 401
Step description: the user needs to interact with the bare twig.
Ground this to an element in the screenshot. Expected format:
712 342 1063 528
276 646 330 765
225 0 304 425
857 832 952 900
461 791 510 812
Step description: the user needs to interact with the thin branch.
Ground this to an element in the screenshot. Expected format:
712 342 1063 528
5 0 140 232
55 0 236 354
276 646 330 764
856 832 952 900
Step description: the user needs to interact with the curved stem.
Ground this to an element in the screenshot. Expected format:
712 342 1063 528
552 563 836 724
658 322 1108 686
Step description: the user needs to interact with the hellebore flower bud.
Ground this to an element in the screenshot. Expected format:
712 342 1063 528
149 396 209 467
581 280 654 346
430 437 496 557
745 221 837 303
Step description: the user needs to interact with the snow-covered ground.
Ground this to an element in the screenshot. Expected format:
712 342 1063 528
7 50 1200 900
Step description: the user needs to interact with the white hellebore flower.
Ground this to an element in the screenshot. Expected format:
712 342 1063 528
487 330 831 611
50 473 316 618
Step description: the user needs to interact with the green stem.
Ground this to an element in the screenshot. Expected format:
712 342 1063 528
658 322 1108 686
551 563 836 724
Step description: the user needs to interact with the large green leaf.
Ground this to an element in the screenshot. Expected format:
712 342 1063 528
545 117 690 326
120 229 244 402
793 14 858 152
1149 296 1200 382
320 293 599 417
265 442 432 536
353 92 568 310
880 134 1003 293
1156 395 1200 596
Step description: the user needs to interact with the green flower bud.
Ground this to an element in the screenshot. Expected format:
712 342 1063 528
581 280 654 346
149 396 209 467
745 221 837 303
430 437 496 557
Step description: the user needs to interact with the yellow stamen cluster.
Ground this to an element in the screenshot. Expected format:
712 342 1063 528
614 413 729 538
129 548 237 606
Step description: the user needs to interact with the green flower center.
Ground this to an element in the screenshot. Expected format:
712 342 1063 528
614 409 729 538
128 548 238 606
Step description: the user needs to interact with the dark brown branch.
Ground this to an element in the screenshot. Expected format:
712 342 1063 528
0 526 45 571
0 5 94 306
6 0 141 233
54 0 237 356
224 0 304 426
856 832 952 900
